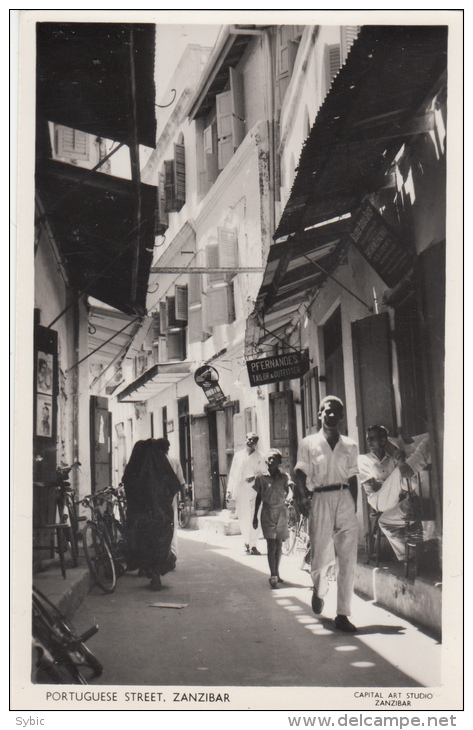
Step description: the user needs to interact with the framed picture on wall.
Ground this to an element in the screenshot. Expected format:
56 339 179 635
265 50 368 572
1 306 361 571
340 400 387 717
36 351 53 395
36 393 53 438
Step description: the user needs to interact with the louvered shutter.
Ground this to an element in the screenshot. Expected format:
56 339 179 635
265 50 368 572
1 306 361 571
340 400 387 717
204 126 214 154
218 227 238 268
206 243 224 285
164 160 175 213
341 26 359 63
188 272 202 306
157 171 168 233
174 143 186 208
175 285 188 322
166 296 177 328
152 313 161 343
188 305 203 344
159 301 168 334
216 68 245 170
327 45 341 87
166 330 186 360
206 285 230 327
55 126 89 160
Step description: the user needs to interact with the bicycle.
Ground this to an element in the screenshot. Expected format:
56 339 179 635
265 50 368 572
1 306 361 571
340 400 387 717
178 485 192 528
32 585 103 684
79 487 127 594
33 461 82 578
282 500 310 559
55 461 84 567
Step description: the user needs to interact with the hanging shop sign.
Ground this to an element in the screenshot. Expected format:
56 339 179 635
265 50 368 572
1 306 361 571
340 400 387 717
246 350 310 387
348 200 413 288
194 365 226 406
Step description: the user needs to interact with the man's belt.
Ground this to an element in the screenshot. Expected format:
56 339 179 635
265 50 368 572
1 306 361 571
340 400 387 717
312 483 349 493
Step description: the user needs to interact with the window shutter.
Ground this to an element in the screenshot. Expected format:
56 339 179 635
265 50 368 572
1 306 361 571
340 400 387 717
341 26 359 63
327 44 341 86
206 243 224 285
206 285 231 327
188 272 202 306
157 171 168 233
204 125 214 154
217 227 238 268
188 305 203 344
55 126 89 161
175 285 188 322
166 296 177 328
216 67 245 170
164 160 175 213
229 67 245 148
173 143 186 208
152 313 161 342
165 330 186 360
159 301 168 334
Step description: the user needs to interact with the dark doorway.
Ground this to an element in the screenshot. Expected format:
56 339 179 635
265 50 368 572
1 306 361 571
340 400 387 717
323 307 347 434
178 397 192 485
90 395 112 493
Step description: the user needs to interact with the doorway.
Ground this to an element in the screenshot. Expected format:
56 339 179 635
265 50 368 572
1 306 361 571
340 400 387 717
323 307 347 434
178 397 192 485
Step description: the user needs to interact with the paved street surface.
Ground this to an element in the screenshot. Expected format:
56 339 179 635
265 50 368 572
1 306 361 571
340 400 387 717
72 527 441 688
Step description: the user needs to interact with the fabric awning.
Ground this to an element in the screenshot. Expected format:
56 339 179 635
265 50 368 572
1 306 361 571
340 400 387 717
116 362 192 403
36 158 156 315
36 22 156 148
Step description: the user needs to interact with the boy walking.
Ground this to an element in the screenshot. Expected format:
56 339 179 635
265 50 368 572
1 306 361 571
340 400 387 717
253 449 293 588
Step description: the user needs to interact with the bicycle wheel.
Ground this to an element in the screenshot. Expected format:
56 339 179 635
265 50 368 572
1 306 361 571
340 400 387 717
282 504 298 555
82 521 116 593
178 505 190 528
103 514 127 576
32 638 87 684
32 588 102 682
282 527 297 555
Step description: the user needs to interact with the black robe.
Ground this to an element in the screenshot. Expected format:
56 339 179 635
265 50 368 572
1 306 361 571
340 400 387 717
122 439 182 576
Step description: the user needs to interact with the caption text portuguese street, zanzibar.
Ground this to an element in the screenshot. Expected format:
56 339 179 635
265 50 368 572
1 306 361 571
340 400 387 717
43 690 231 703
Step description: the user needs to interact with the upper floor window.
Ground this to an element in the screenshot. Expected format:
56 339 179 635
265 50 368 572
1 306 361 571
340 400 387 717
324 26 360 98
197 67 245 196
276 26 303 106
54 125 90 163
156 138 186 235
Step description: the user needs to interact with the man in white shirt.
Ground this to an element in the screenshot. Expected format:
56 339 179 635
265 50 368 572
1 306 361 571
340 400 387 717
295 396 359 633
359 427 430 561
226 433 266 555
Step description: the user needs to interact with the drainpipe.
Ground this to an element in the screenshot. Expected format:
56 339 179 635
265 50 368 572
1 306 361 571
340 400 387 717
228 26 275 240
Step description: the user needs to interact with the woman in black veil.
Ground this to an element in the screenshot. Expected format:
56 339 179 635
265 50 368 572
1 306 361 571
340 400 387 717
122 438 182 590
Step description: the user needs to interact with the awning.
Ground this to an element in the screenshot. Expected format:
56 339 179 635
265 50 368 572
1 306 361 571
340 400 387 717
36 158 156 315
275 25 448 239
247 24 448 353
36 22 156 148
246 217 351 350
116 362 192 403
86 301 153 395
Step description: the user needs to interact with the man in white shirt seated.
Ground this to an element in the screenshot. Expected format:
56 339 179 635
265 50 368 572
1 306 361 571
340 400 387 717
359 426 430 561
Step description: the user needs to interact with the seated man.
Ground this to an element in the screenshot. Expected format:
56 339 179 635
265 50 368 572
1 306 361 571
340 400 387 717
359 426 430 562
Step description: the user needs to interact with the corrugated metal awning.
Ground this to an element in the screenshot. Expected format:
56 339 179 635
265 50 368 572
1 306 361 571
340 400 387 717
116 362 192 403
246 24 448 354
36 158 156 316
36 22 156 148
275 25 448 239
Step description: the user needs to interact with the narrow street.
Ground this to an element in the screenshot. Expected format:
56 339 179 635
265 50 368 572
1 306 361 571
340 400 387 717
72 527 441 688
